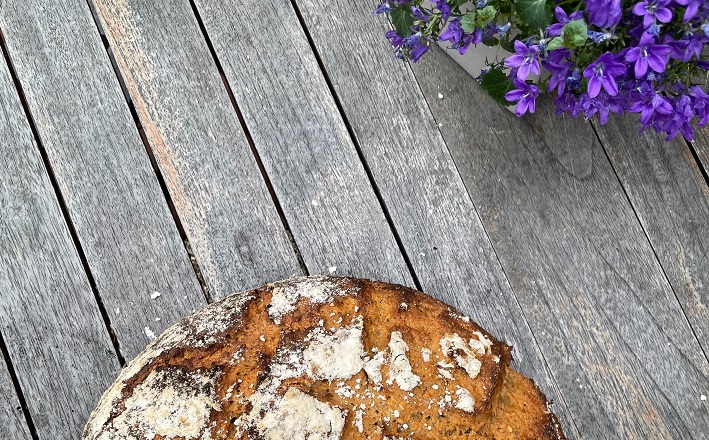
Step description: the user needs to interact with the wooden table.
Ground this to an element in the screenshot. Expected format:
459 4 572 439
1 1 708 438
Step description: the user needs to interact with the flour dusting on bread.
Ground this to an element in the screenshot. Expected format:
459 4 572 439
303 316 366 380
267 276 355 324
386 331 421 391
96 368 219 440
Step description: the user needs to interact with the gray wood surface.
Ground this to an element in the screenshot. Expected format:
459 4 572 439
0 353 31 440
412 46 709 439
90 0 303 300
0 0 205 360
595 117 709 356
692 127 709 176
192 0 411 285
292 0 576 436
0 49 119 439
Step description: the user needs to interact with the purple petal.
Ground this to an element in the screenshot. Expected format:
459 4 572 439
517 64 531 80
527 98 536 114
531 61 541 76
634 58 648 77
625 48 639 62
647 52 667 72
505 54 525 68
602 76 619 96
643 14 654 28
632 2 647 15
505 89 525 100
654 8 672 23
588 78 602 98
684 2 699 22
513 40 527 54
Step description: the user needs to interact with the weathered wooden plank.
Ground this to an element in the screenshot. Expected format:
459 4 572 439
0 353 31 440
88 0 302 300
195 0 412 284
290 0 577 436
0 48 119 439
1 0 207 359
412 46 709 438
92 0 410 288
693 127 709 176
594 117 709 356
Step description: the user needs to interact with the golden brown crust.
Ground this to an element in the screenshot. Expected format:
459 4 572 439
83 276 565 440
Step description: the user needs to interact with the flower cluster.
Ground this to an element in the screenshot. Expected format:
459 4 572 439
375 0 709 141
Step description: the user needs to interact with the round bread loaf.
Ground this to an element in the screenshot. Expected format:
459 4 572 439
84 276 566 440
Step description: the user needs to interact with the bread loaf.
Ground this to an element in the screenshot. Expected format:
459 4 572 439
84 276 566 439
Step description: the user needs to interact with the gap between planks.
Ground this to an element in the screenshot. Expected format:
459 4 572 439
685 137 709 189
287 0 423 291
89 0 312 282
0 25 121 439
187 0 310 277
84 0 215 303
590 121 709 363
0 29 125 367
0 330 38 440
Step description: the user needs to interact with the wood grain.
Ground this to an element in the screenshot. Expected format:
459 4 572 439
0 354 31 440
0 0 206 360
89 0 307 300
193 0 411 285
693 127 709 175
0 48 119 439
291 0 576 436
595 117 709 356
92 0 410 287
412 45 709 439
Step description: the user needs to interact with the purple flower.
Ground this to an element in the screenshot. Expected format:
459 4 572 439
584 0 622 28
588 31 612 44
583 52 626 98
505 79 539 116
438 19 483 55
435 0 451 21
547 7 584 37
625 32 672 77
504 41 541 80
632 0 673 28
372 2 392 15
662 95 695 140
628 84 673 127
543 49 574 94
681 34 704 62
386 30 429 62
690 86 709 126
675 0 701 23
385 30 405 58
578 92 624 124
404 34 430 62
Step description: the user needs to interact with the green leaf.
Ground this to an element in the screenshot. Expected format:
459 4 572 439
450 0 468 8
482 36 500 47
561 19 588 47
480 67 514 106
476 5 497 27
546 36 564 51
461 11 477 33
391 8 414 37
514 0 553 31
500 37 517 53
